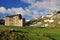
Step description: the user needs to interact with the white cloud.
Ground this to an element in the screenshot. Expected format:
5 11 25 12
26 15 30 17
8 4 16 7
21 0 39 4
0 7 33 19
7 8 26 15
0 7 7 13
0 7 26 16
22 0 60 10
0 0 60 19
21 0 60 17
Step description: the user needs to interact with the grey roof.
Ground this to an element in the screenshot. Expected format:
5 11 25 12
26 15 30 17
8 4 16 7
6 14 22 17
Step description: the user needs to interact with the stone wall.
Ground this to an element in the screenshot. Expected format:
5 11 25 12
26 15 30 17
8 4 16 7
5 14 25 27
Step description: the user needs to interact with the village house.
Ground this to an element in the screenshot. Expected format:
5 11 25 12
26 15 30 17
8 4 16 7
5 14 25 27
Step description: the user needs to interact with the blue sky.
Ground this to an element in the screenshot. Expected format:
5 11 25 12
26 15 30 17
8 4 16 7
0 0 60 20
0 0 30 8
0 0 30 19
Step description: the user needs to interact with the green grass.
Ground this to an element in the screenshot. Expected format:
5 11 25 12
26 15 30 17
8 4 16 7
0 25 60 40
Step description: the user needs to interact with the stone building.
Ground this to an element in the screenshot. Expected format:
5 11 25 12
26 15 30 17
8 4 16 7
5 14 25 27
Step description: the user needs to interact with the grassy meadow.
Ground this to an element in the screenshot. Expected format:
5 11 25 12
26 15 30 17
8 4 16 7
0 25 60 40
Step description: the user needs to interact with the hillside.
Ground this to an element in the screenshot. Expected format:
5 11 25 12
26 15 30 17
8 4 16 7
0 25 60 40
26 11 60 27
